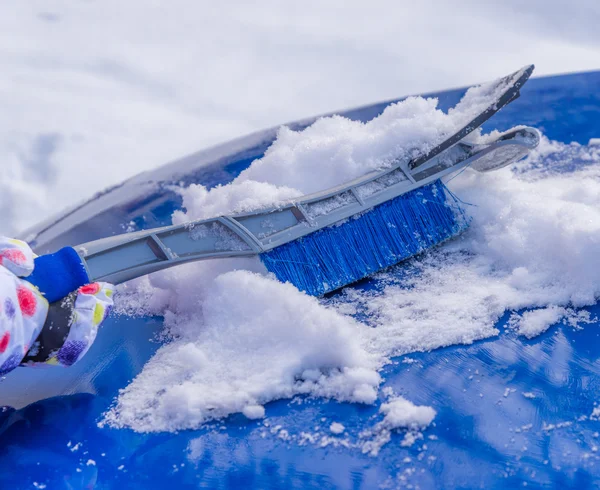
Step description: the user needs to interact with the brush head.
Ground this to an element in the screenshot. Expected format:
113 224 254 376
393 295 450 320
261 180 469 296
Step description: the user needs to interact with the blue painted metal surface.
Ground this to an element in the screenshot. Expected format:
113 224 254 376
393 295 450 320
1 70 600 489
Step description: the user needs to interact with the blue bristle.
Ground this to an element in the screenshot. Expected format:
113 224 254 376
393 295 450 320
260 180 469 296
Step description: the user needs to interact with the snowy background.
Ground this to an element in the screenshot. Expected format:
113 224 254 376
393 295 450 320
1 0 599 235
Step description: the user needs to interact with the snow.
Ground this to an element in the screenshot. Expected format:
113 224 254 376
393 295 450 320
379 397 436 430
172 88 507 223
242 405 266 420
103 271 380 432
334 137 600 361
104 81 600 433
236 94 490 195
3 1 599 237
510 306 567 339
330 422 345 435
448 65 529 126
360 396 435 456
173 181 301 222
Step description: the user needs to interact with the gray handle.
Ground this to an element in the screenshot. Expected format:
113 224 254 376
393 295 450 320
75 127 539 285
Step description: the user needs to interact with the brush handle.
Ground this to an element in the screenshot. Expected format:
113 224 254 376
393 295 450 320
26 125 539 302
409 65 534 171
28 247 90 303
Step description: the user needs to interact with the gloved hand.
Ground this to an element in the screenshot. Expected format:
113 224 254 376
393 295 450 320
0 237 113 376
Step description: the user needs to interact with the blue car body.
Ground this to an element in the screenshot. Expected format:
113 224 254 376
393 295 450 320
1 70 600 489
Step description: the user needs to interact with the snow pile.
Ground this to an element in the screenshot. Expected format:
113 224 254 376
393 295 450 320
379 396 437 429
509 306 567 339
233 67 512 196
455 141 600 307
172 96 467 223
172 181 302 223
334 138 600 359
361 396 436 456
105 87 600 434
171 72 512 220
104 271 379 432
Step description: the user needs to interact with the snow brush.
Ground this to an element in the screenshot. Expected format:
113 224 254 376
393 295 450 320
28 66 538 303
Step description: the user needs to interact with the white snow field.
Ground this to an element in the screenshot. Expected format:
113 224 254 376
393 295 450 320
102 84 600 442
2 1 600 236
